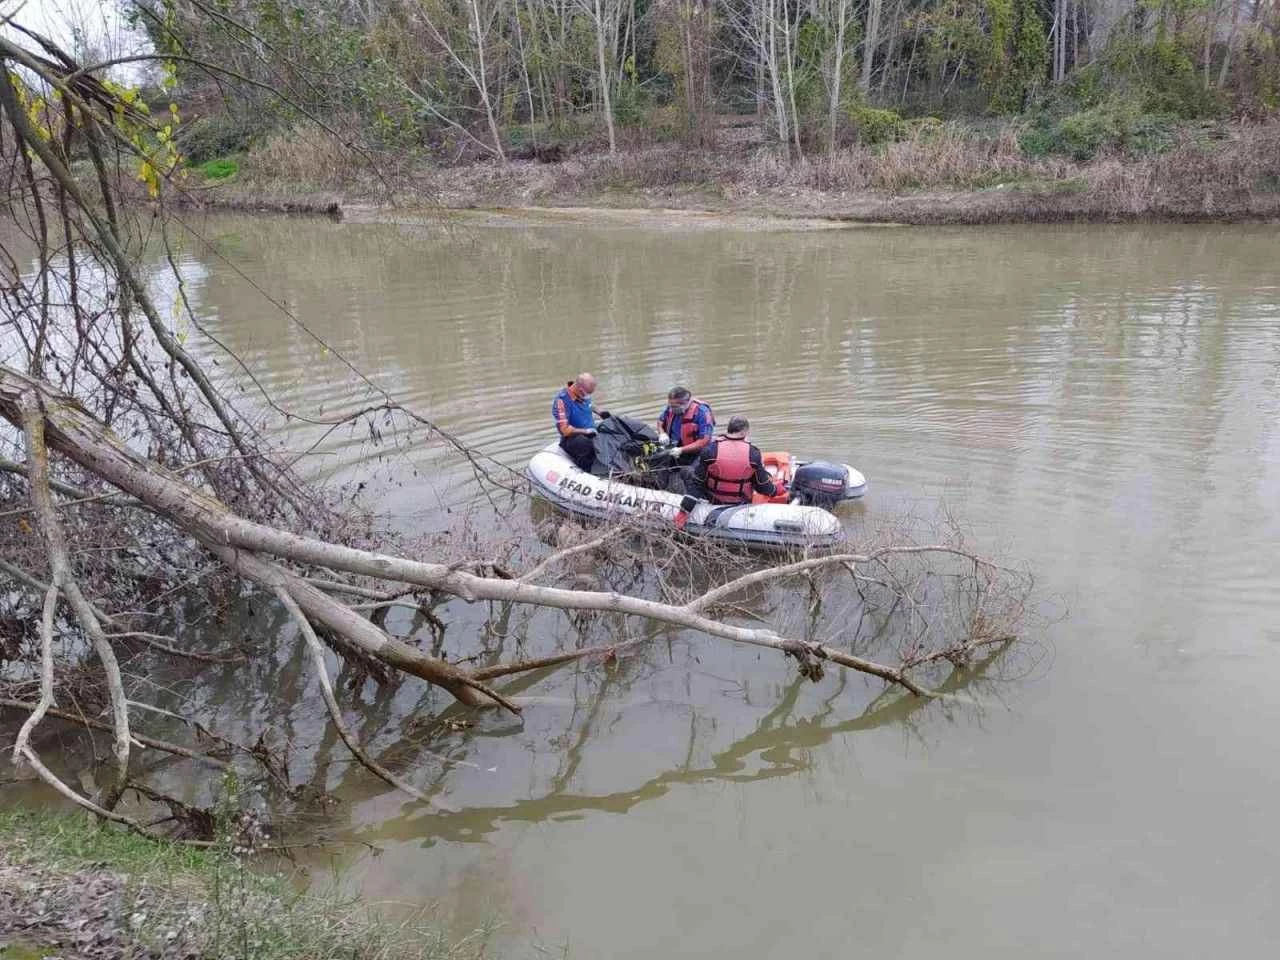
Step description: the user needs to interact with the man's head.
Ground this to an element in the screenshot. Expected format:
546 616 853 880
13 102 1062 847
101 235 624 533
574 373 597 397
667 386 691 414
724 415 749 439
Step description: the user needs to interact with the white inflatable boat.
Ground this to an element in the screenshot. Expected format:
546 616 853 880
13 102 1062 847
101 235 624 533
526 440 866 549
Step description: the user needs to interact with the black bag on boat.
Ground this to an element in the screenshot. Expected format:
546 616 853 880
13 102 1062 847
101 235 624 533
590 415 661 481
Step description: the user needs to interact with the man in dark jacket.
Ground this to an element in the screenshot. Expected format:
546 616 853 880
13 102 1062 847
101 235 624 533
687 416 781 504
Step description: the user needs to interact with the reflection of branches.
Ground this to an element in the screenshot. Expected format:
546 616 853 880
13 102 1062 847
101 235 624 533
355 647 1008 846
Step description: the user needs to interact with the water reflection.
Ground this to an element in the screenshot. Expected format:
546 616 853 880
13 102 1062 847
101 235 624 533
12 214 1280 958
359 647 1005 847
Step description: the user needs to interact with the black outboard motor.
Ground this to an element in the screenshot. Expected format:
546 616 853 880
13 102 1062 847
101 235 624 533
790 462 849 508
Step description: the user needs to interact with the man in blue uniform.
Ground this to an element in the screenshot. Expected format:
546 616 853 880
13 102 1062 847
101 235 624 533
552 372 599 471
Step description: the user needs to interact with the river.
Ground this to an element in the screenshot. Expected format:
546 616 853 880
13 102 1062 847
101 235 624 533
156 214 1280 957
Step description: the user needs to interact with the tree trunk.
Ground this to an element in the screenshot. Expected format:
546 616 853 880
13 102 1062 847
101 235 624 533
764 0 791 158
595 0 618 153
468 0 507 162
828 0 849 153
513 4 538 144
860 0 883 93
878 0 904 95
1218 0 1243 87
782 0 803 158
1053 0 1065 84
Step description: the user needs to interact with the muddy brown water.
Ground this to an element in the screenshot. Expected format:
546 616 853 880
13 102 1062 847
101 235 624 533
22 214 1280 957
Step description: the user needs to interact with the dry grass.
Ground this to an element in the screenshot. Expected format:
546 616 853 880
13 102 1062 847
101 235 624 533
192 116 1280 223
549 118 1280 220
1085 121 1280 216
246 121 367 189
804 123 1066 192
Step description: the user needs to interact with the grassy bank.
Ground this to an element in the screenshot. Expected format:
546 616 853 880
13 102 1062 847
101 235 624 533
177 117 1280 226
0 807 492 960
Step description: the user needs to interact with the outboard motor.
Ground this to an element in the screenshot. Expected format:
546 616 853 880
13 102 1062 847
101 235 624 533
790 462 848 508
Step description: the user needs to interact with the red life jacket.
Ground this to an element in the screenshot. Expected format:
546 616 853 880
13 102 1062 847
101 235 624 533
705 437 755 504
660 398 713 447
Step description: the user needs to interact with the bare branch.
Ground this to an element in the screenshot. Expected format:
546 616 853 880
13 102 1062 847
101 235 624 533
470 636 648 680
275 585 452 811
10 582 59 766
18 388 132 809
106 632 246 664
1 698 232 771
518 533 613 583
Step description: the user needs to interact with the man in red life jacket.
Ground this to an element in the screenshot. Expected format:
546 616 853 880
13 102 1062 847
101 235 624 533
657 387 715 465
656 386 714 491
687 415 782 507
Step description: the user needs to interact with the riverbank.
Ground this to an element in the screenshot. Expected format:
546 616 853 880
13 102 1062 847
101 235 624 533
178 119 1280 227
0 807 490 960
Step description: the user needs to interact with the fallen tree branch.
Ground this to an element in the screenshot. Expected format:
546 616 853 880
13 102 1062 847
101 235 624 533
106 631 246 664
0 455 137 507
206 542 506 709
686 547 1004 615
274 585 452 811
0 367 966 700
469 636 648 681
13 742 217 847
19 389 132 808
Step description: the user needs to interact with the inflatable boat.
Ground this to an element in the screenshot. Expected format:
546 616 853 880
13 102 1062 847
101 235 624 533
526 418 866 549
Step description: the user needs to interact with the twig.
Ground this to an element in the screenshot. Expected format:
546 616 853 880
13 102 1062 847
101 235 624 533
106 631 246 664
10 581 59 765
518 533 613 584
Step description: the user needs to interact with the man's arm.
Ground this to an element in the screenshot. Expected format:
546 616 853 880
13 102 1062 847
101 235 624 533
682 407 714 454
554 397 592 437
748 447 777 497
692 443 714 486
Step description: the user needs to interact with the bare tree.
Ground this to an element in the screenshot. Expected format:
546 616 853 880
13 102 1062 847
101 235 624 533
658 0 717 144
573 0 625 153
413 0 510 161
819 0 854 151
1218 0 1240 86
725 0 796 158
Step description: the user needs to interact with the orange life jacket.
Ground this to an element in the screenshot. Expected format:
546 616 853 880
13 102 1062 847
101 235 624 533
705 437 755 504
660 398 713 447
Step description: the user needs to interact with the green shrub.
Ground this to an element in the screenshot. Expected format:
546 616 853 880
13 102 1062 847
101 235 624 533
1019 99 1176 160
198 156 240 180
1046 35 1221 122
612 79 649 127
850 106 905 145
1104 35 1216 119
177 112 271 164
